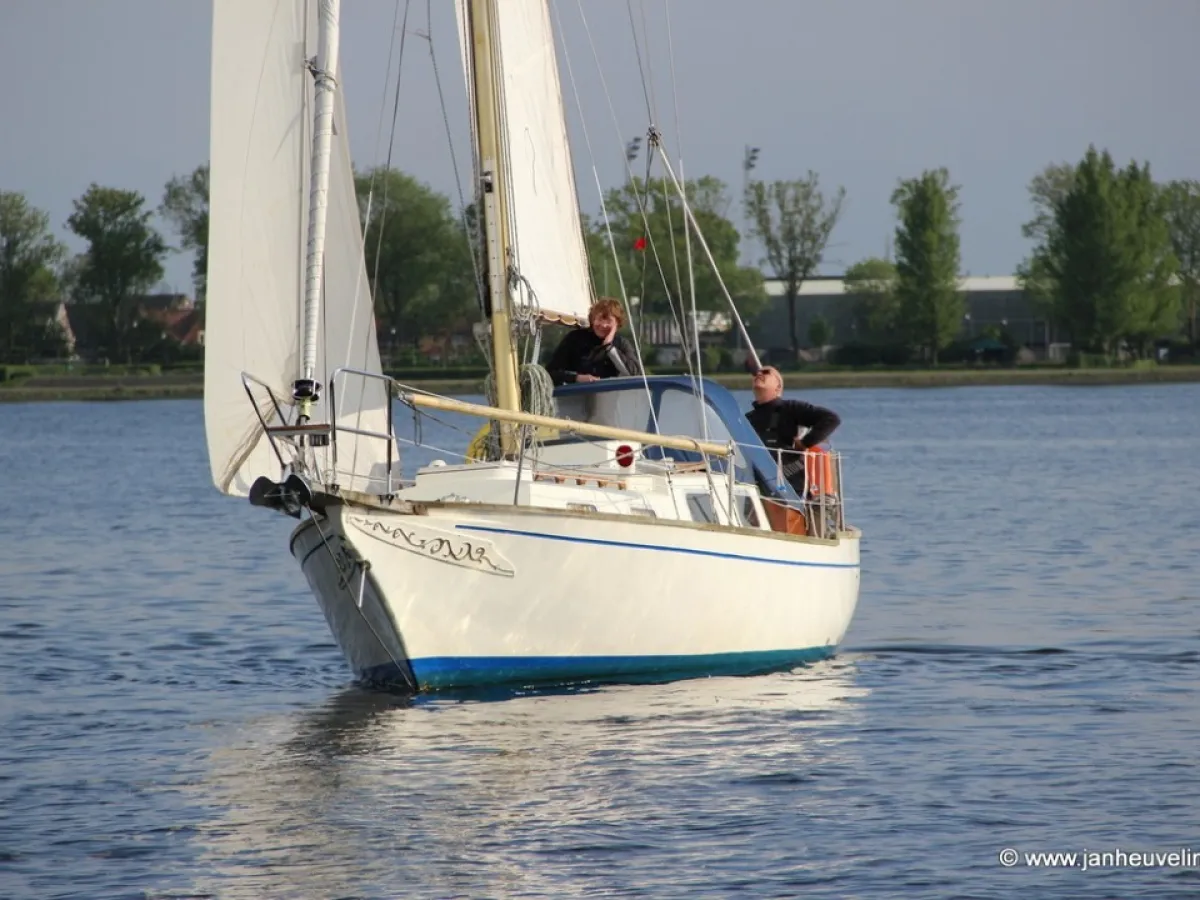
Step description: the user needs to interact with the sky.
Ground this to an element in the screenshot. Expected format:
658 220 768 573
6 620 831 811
3 0 1198 295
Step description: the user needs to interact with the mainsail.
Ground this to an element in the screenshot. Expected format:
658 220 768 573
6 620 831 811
206 0 391 497
455 0 594 322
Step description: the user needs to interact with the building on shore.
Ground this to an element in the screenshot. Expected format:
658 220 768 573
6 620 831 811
746 275 1064 361
50 293 205 363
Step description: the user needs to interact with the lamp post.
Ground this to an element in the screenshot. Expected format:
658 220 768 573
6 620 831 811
741 145 760 268
743 145 760 185
624 136 641 184
742 145 760 210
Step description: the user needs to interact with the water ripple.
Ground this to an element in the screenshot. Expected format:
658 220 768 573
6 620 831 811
1 388 1198 898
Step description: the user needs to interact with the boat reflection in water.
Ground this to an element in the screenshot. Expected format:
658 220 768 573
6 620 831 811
181 664 868 898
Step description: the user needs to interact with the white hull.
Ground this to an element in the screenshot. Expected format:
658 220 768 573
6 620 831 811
291 501 860 691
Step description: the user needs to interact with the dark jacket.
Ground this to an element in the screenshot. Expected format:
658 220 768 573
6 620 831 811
546 328 643 386
745 397 841 494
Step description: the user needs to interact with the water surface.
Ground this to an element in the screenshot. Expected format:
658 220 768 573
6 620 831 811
1 385 1198 898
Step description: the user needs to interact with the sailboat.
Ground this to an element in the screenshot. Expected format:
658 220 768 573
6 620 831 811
204 0 861 692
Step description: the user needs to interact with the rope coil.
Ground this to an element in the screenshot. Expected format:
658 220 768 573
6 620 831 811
471 363 556 461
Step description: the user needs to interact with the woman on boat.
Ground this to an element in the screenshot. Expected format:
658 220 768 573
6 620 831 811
546 297 644 385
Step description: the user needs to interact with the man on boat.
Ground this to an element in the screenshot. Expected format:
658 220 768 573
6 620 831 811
745 365 841 496
546 297 643 385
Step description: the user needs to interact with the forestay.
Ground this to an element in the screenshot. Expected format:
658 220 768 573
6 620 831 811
455 0 594 322
206 0 391 497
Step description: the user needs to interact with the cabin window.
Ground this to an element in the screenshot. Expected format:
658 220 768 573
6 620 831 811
654 390 747 469
685 493 718 524
685 491 761 527
739 494 761 528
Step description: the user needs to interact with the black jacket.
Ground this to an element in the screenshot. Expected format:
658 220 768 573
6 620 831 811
546 328 643 386
745 397 841 493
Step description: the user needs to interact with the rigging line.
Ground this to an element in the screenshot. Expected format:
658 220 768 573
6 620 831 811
664 0 685 164
624 0 655 124
656 146 760 367
568 5 698 397
369 0 412 299
365 0 407 210
628 147 697 385
571 3 692 385
392 398 498 441
309 513 416 693
559 3 694 512
393 435 473 461
661 0 702 422
637 0 661 127
667 158 705 435
637 140 697 385
654 152 688 360
685 184 708 440
426 0 487 319
349 0 411 488
566 7 691 386
700 454 732 521
553 0 661 433
655 157 707 417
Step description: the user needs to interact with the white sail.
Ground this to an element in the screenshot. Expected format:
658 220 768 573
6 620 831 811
456 0 594 322
206 0 391 497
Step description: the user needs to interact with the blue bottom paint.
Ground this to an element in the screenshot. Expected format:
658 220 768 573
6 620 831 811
374 646 837 691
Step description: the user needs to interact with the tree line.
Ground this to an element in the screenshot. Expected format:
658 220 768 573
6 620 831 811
837 151 1200 364
0 176 202 365
1 145 1197 366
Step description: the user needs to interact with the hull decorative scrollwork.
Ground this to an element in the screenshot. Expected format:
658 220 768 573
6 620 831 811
346 514 515 577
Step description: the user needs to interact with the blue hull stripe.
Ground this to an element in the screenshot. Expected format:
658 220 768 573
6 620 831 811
456 525 859 569
380 646 836 691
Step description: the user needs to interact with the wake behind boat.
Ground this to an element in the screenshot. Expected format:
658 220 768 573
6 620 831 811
204 0 861 692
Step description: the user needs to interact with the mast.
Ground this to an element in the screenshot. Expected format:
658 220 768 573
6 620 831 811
466 0 522 435
294 0 342 421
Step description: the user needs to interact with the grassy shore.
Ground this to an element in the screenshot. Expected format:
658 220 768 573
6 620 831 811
3 364 1200 403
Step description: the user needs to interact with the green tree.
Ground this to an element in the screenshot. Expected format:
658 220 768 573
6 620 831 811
843 256 898 341
807 314 831 352
355 167 476 351
66 184 168 363
593 175 765 324
0 192 69 362
891 169 963 364
1017 163 1075 315
159 164 209 303
1161 179 1200 345
1026 147 1177 357
1021 162 1076 246
744 172 845 357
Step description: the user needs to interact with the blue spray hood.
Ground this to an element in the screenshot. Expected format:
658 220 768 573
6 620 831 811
553 375 799 502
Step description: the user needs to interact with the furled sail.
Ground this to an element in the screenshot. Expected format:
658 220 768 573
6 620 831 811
206 0 391 497
456 0 594 322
